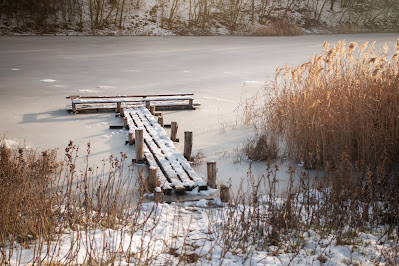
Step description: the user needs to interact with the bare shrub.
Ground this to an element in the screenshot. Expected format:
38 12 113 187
249 19 303 36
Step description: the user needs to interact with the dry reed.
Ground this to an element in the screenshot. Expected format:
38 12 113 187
241 39 399 171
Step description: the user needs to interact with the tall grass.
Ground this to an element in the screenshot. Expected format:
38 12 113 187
242 39 399 171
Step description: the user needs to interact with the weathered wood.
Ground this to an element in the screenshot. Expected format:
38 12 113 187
135 129 145 163
120 107 124 117
117 102 121 113
158 116 164 127
146 101 151 110
128 131 135 145
148 167 159 193
189 99 194 109
154 187 163 203
220 184 230 203
184 131 193 161
123 117 128 129
171 122 178 142
207 161 217 189
150 106 156 115
72 102 77 113
67 93 194 99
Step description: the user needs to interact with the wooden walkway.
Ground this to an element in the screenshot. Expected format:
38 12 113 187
124 107 207 194
66 93 200 113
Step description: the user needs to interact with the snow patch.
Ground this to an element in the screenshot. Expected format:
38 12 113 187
10 68 21 71
40 79 56 83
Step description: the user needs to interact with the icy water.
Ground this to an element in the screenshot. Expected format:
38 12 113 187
0 34 397 191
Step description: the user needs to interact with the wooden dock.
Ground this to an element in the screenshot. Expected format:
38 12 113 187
66 93 222 202
125 107 207 194
66 93 200 113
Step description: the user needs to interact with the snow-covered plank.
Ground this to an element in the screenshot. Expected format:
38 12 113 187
139 107 207 188
127 110 186 192
72 96 194 104
134 108 195 190
124 111 172 192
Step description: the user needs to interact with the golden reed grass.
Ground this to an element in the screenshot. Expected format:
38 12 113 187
243 39 399 170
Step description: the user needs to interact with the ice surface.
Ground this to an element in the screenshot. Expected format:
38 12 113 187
0 34 397 192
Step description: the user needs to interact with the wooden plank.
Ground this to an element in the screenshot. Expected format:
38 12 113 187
127 110 186 192
67 93 194 99
125 112 172 193
135 108 195 190
140 107 207 188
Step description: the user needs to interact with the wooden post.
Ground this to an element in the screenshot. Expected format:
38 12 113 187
189 99 194 109
207 161 217 189
72 102 77 113
184 131 193 161
117 102 121 113
220 184 230 203
146 100 151 110
148 167 159 192
123 117 129 129
158 116 164 127
170 122 178 142
154 187 163 203
120 107 124 117
135 129 144 163
150 106 156 116
128 131 134 145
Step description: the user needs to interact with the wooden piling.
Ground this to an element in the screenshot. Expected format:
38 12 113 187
135 129 144 163
189 99 194 109
72 102 77 113
184 131 193 161
207 161 217 189
120 107 124 117
154 187 163 203
158 116 164 127
220 184 230 203
123 117 129 129
128 131 135 145
150 106 156 115
146 101 151 110
170 122 178 142
148 167 159 192
117 102 121 113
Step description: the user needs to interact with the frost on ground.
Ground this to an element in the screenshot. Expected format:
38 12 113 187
4 200 398 265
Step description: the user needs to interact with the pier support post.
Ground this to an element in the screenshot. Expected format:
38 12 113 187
154 187 163 203
207 161 217 189
220 184 230 203
120 107 124 117
117 102 121 113
123 117 129 129
72 103 77 113
128 131 135 145
170 122 178 142
158 116 164 127
150 106 156 116
184 131 193 161
135 129 144 163
148 167 159 193
189 99 194 109
146 101 151 110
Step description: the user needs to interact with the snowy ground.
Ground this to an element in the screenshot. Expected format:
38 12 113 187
5 200 398 265
1 34 399 264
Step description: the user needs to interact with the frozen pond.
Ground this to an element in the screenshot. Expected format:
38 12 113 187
0 33 397 191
